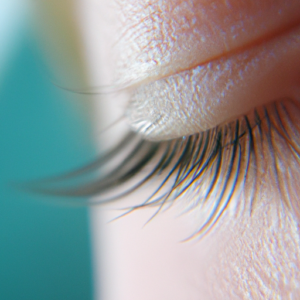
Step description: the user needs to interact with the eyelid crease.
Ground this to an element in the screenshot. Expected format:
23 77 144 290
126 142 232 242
113 0 300 86
125 24 300 140
26 99 300 238
51 19 300 97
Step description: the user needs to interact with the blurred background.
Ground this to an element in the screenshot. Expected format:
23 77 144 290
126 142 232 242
0 1 94 299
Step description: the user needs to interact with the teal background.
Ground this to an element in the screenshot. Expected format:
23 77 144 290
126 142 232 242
0 32 94 300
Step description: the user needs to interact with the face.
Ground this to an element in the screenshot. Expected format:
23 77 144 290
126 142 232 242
37 1 300 299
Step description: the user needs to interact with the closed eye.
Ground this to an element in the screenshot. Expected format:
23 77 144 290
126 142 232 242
31 98 300 237
31 0 300 238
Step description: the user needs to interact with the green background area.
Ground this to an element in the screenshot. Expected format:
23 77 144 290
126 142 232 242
0 33 94 300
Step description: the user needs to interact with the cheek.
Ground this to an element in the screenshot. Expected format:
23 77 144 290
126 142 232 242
205 128 300 299
92 195 228 300
209 191 300 299
92 173 300 300
182 162 300 300
92 202 215 300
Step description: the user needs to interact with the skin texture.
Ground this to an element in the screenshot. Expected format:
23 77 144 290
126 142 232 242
127 25 300 140
36 1 300 299
112 0 300 86
76 1 300 299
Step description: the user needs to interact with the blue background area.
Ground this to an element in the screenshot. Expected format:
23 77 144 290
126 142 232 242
0 34 94 300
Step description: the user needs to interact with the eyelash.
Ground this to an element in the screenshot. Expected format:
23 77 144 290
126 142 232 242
30 98 300 238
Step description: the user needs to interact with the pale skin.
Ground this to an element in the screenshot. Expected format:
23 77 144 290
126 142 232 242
36 1 300 299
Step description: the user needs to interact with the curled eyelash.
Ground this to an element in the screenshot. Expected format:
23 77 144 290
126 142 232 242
26 98 300 238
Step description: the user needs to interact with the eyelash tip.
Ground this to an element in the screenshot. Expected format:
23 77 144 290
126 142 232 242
20 99 300 239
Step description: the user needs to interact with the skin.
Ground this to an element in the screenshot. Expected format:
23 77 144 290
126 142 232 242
81 1 300 299
35 1 300 299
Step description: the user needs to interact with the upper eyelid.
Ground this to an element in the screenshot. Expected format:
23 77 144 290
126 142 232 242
125 24 300 141
94 2 300 143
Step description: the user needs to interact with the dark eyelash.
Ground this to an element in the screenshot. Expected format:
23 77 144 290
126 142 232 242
26 99 300 238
